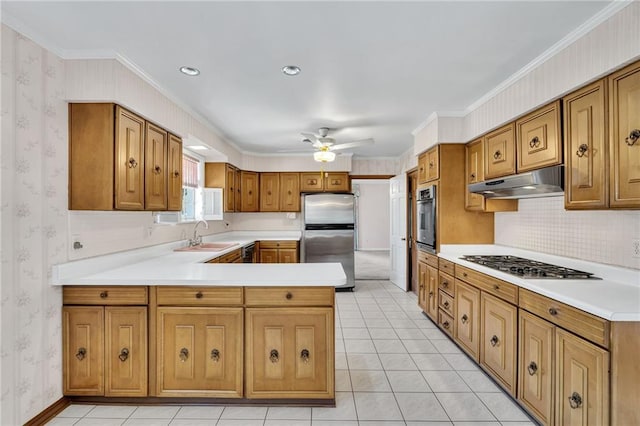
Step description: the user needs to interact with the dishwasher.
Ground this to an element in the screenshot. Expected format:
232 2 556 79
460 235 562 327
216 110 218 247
241 243 256 263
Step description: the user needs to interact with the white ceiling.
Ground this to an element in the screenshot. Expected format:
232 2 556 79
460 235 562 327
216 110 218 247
2 1 613 158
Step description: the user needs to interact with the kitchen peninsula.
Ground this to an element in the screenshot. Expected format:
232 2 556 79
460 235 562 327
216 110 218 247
52 232 341 405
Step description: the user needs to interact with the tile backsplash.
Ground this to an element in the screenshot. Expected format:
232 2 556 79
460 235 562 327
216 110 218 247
495 197 640 270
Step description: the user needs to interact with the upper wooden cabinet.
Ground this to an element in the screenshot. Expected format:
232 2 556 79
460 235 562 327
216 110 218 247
205 163 239 212
260 172 280 212
69 103 181 211
485 123 516 179
609 60 640 208
300 172 350 192
167 134 183 211
240 171 259 212
563 80 608 210
516 100 562 173
280 172 301 211
418 146 439 184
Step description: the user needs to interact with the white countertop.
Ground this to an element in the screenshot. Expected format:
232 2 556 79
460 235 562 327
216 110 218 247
52 230 346 287
439 245 640 322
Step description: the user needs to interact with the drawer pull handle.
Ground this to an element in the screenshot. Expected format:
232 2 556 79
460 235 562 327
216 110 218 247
548 307 558 316
527 361 538 376
118 348 129 362
301 348 310 363
461 314 468 324
463 272 468 277
493 285 500 291
179 348 189 362
470 173 476 180
429 161 434 169
490 335 499 347
285 292 293 300
493 150 502 160
99 291 108 299
576 143 588 157
153 165 161 174
568 392 583 409
195 291 203 299
529 136 541 148
173 170 180 178
442 281 449 287
127 157 138 168
625 129 640 146
442 321 450 329
428 291 434 298
443 301 450 309
211 349 220 362
270 349 279 363
75 347 87 361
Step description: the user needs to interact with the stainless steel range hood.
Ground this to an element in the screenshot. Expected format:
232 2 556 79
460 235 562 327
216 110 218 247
469 165 564 199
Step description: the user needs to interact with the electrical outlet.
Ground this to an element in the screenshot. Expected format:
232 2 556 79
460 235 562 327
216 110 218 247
633 239 640 258
71 234 83 250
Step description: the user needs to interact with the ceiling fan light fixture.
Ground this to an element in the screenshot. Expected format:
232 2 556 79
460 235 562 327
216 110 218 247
282 65 301 76
314 150 336 163
179 66 200 76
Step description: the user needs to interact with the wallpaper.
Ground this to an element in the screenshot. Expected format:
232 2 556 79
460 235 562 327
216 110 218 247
1 26 68 424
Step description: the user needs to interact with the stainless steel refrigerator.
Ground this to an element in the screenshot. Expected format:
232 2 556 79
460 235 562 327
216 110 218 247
301 193 355 291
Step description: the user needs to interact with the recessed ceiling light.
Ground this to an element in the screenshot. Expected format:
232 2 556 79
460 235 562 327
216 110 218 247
187 145 209 151
282 65 301 76
180 66 200 76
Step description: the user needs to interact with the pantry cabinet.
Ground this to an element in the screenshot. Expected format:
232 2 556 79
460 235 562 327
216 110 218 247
516 100 562 173
609 60 640 208
485 123 516 179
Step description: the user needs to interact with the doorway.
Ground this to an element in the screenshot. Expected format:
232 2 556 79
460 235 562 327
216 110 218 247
407 169 418 294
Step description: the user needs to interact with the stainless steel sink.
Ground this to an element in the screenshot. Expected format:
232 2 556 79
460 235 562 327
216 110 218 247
174 242 239 252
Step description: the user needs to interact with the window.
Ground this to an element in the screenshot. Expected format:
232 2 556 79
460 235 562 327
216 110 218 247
181 154 200 221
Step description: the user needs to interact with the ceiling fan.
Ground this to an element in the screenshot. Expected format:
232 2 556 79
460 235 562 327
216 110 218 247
300 127 374 162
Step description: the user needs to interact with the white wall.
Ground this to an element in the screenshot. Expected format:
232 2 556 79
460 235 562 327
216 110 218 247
231 212 301 231
353 179 390 250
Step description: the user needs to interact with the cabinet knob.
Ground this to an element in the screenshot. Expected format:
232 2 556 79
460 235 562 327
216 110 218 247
75 347 87 361
428 291 434 297
442 281 448 287
300 348 310 363
270 349 279 363
470 173 476 180
154 165 161 174
429 161 434 168
195 291 203 299
288 190 292 195
568 391 583 409
529 136 541 148
442 321 450 329
99 291 108 299
285 292 293 300
127 157 138 168
527 361 538 376
118 347 129 362
463 272 468 277
625 129 640 146
461 314 468 324
548 307 558 316
490 335 499 347
179 348 189 362
211 348 220 362
443 301 450 309
493 285 500 291
173 170 180 178
493 150 502 160
576 143 588 157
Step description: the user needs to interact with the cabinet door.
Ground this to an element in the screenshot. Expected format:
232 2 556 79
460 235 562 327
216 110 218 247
564 80 608 209
145 123 168 210
465 138 485 211
105 307 147 396
425 146 439 182
167 134 183 211
245 307 334 399
485 123 516 179
454 279 480 361
324 172 350 192
278 248 298 263
280 173 301 211
609 60 640 208
240 171 259 212
300 172 324 192
63 306 104 395
417 261 428 312
517 100 562 172
480 293 517 395
518 310 554 426
259 248 279 263
555 329 609 426
260 172 280 211
157 307 243 397
425 265 439 321
115 106 145 210
225 164 237 212
418 152 428 184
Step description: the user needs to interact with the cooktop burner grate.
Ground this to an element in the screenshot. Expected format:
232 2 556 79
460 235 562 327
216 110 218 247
460 255 600 279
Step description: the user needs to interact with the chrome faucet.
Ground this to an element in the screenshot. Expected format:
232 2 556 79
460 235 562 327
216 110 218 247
189 220 209 247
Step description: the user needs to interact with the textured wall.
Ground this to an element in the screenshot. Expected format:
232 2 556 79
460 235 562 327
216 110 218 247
1 26 67 424
353 180 390 250
495 197 640 270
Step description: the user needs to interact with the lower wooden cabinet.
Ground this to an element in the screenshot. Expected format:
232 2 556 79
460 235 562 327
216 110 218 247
417 260 428 312
480 292 517 395
454 279 480 361
156 307 243 397
63 306 147 396
425 264 438 321
258 240 299 263
245 307 334 399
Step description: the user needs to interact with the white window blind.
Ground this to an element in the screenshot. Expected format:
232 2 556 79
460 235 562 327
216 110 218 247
183 155 199 188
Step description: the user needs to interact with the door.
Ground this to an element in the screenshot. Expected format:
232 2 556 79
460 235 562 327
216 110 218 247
63 306 104 395
105 307 147 396
144 122 168 210
260 172 280 212
167 134 182 211
480 293 517 395
408 171 418 294
389 174 407 289
115 106 145 210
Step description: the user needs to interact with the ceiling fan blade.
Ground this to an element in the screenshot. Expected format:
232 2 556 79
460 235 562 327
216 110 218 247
329 138 374 151
301 132 325 148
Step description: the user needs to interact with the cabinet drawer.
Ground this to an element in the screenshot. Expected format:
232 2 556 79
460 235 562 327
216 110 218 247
438 310 454 337
218 248 242 263
63 286 148 305
156 287 243 306
438 258 455 275
439 290 454 316
245 287 334 307
418 250 438 268
455 265 518 305
259 240 298 249
438 271 454 297
519 288 609 348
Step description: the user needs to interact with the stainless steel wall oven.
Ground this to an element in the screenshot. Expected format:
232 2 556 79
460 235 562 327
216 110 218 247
416 185 436 253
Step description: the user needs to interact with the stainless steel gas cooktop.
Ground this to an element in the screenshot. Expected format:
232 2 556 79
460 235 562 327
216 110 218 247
461 255 600 279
